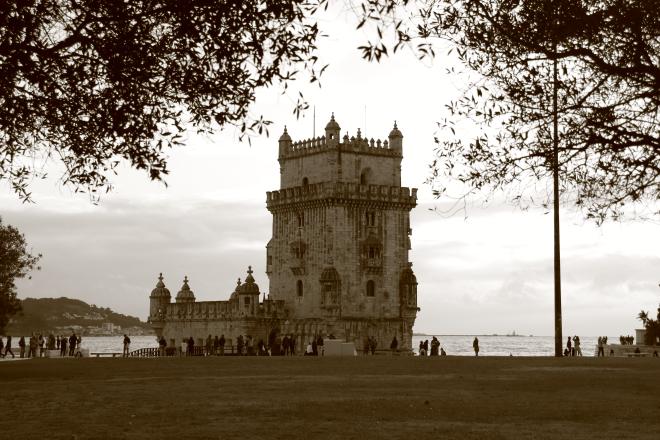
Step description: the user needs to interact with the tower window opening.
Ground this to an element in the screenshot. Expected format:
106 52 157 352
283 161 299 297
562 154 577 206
302 177 309 187
366 211 376 226
360 167 372 185
368 246 380 259
366 280 375 297
297 280 304 297
297 212 305 227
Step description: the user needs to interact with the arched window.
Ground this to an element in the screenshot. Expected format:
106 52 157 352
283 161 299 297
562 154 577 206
366 280 375 297
297 212 304 227
360 167 372 185
302 177 309 187
297 280 304 297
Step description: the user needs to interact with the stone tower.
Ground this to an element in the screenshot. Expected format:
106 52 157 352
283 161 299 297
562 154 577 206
266 114 419 351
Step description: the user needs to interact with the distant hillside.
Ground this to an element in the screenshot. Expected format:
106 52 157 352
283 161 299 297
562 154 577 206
7 297 151 336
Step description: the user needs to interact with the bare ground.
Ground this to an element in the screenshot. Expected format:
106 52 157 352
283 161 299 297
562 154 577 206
1 356 659 439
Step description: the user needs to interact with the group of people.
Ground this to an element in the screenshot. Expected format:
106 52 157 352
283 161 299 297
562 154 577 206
418 337 446 356
0 333 81 358
173 333 304 356
565 335 583 356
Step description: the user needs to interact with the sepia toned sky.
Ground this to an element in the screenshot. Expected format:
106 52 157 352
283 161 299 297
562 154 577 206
2 5 658 336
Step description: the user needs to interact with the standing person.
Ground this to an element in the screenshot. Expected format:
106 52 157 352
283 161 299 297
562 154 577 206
575 336 582 356
18 336 26 358
390 336 398 354
473 337 480 357
181 338 187 356
418 340 425 356
213 335 219 355
597 336 605 357
187 336 194 356
56 335 60 350
38 333 44 357
311 337 318 356
0 337 4 358
60 334 67 357
423 340 429 356
290 335 296 355
218 334 225 356
3 335 14 358
566 336 572 356
237 335 244 356
123 334 131 357
29 333 37 358
205 334 212 356
431 337 440 356
316 335 324 356
159 336 167 356
369 337 377 355
68 333 77 357
282 335 290 356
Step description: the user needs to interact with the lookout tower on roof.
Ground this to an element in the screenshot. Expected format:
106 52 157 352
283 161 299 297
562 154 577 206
266 114 419 351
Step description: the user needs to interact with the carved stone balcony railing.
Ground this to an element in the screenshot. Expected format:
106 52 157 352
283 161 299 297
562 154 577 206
267 182 417 211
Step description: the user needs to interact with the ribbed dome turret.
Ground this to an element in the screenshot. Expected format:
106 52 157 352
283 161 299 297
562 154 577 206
150 273 171 298
230 278 241 301
175 276 195 303
325 113 340 131
239 266 260 294
279 126 291 142
388 121 403 139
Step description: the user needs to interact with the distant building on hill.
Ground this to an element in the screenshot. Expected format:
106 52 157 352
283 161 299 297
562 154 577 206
149 115 419 351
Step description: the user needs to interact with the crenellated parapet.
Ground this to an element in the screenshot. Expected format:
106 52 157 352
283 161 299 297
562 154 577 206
266 181 417 212
278 114 403 160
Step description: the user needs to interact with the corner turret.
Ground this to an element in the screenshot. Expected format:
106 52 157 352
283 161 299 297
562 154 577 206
279 126 292 159
388 121 403 153
149 273 171 337
325 113 340 147
175 276 196 304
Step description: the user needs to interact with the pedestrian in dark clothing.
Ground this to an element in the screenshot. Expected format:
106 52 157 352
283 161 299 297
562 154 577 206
237 335 244 355
213 335 219 355
123 334 131 357
473 337 479 356
430 337 440 356
369 337 377 355
28 334 37 358
282 335 290 355
18 336 26 358
159 336 167 356
317 335 324 356
290 335 296 355
0 337 4 358
205 334 213 356
423 340 429 356
56 335 60 350
187 336 194 356
60 336 67 357
3 335 14 358
566 336 572 356
219 334 225 356
390 336 398 354
311 338 318 356
69 333 77 357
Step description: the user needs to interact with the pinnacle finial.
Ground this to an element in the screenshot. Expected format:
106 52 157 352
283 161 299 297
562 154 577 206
394 120 398 129
158 273 163 281
284 125 288 133
247 265 253 275
183 275 188 284
331 112 335 120
237 278 241 287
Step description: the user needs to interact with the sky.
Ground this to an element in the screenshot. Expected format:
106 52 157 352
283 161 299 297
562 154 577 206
1 4 658 336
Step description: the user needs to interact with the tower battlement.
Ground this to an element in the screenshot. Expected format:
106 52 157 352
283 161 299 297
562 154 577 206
278 113 403 161
266 181 417 211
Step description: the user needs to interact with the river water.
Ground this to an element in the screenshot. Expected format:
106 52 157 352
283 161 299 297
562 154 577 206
43 334 613 357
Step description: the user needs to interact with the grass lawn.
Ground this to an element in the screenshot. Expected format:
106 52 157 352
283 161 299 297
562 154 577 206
1 356 659 439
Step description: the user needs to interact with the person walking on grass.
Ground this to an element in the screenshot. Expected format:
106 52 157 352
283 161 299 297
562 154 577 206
566 336 572 356
219 334 225 356
123 334 131 357
3 335 15 358
29 333 37 358
597 336 605 357
473 337 480 357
